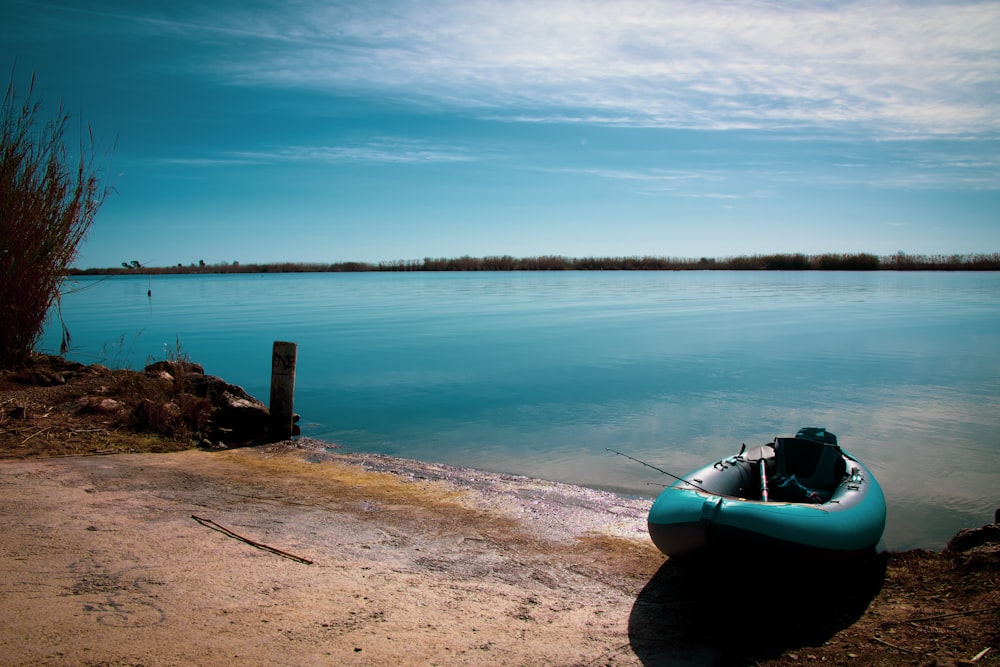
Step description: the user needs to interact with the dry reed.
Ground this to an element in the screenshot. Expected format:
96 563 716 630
0 69 113 367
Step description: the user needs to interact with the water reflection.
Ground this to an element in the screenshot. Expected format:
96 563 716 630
43 271 1000 550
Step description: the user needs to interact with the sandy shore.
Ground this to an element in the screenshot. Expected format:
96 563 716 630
2 358 997 665
2 439 997 666
0 440 669 666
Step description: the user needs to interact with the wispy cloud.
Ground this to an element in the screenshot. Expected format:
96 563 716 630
538 165 737 197
171 0 1000 138
28 1 999 141
542 141 1000 192
157 137 474 166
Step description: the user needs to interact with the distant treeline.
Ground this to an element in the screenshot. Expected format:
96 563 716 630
69 252 1000 275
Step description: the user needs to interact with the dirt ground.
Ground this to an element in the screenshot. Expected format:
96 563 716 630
1 357 998 666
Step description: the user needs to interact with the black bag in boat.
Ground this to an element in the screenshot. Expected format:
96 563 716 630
769 473 823 503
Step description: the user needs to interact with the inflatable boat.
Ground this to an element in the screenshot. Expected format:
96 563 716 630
647 428 886 559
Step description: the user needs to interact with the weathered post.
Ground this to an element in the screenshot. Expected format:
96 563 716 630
269 341 297 441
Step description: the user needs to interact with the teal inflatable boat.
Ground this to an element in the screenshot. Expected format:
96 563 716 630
647 428 886 559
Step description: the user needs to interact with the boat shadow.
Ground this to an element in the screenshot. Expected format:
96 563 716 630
627 550 887 666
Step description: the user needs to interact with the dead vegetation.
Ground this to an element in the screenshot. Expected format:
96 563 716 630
0 354 269 456
1 70 113 368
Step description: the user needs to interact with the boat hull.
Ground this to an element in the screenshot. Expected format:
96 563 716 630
647 446 886 560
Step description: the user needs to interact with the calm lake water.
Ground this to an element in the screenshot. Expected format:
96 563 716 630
41 271 1000 550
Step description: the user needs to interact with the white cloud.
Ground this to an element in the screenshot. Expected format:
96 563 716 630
46 0 997 137
186 0 1000 137
158 138 475 166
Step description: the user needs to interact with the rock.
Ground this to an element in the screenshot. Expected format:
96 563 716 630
159 401 182 420
13 368 65 386
144 360 205 377
76 396 124 415
183 373 255 403
182 373 270 445
49 358 87 374
95 398 124 414
138 362 273 445
945 522 1000 572
945 523 1000 553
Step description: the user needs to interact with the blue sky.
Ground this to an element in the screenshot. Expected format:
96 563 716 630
3 0 998 268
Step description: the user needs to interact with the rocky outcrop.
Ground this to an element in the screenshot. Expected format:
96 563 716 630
944 512 1000 572
142 360 288 447
1 354 298 456
183 371 273 445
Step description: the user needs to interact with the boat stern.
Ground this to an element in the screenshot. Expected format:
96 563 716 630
647 518 707 556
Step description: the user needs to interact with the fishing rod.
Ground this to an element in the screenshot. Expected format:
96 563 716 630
606 448 712 494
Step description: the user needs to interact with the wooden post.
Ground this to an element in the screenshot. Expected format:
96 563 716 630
269 341 297 441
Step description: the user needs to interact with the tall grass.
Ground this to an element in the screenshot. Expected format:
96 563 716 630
0 70 112 367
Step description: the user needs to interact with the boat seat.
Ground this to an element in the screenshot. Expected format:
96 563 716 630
773 437 847 496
